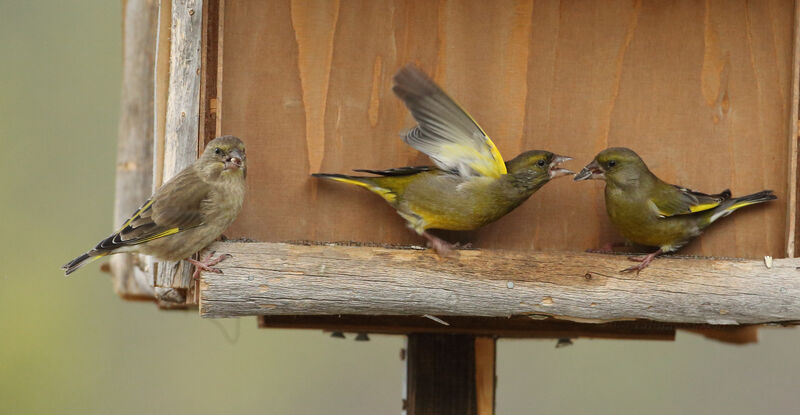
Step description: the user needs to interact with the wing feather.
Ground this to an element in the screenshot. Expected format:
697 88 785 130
651 185 731 218
93 168 210 253
392 65 506 178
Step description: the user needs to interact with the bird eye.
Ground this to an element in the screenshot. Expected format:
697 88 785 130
607 160 616 167
537 159 546 167
214 147 223 155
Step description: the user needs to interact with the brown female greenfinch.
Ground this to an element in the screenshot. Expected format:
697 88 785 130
62 135 247 277
313 65 572 255
574 147 776 273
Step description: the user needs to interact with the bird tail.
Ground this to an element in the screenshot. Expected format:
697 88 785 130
312 173 397 203
61 252 107 276
707 190 777 224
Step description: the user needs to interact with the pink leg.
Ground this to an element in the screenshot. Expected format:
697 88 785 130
187 251 232 280
621 249 663 274
422 231 457 258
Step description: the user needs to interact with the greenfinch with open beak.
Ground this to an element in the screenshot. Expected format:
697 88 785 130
62 135 247 278
313 65 573 255
574 147 776 273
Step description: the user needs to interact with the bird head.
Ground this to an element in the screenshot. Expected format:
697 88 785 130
199 135 247 180
574 147 649 185
505 150 573 190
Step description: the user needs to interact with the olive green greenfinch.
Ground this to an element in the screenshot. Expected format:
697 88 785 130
62 135 247 277
574 147 776 273
313 65 573 255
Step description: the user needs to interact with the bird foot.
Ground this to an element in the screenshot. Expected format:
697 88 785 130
452 242 473 249
620 249 662 275
187 251 232 280
422 232 459 258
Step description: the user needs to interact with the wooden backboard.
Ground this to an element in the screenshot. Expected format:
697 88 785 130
212 0 795 259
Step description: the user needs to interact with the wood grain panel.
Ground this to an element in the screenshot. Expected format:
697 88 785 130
218 0 795 258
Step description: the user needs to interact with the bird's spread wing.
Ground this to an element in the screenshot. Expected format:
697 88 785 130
93 169 210 252
650 185 731 218
392 65 507 178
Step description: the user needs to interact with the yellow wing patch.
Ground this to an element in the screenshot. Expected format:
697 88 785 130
326 177 397 203
138 227 181 243
451 99 507 177
440 143 505 178
687 202 721 213
119 198 155 231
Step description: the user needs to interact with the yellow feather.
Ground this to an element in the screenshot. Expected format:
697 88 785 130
726 200 760 211
445 93 507 177
325 177 397 203
688 202 720 213
139 227 181 242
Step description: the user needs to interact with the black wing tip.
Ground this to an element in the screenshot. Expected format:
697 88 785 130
62 253 91 276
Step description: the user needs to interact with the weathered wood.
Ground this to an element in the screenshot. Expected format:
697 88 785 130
198 0 220 148
474 337 496 415
790 0 800 257
112 0 159 300
406 334 479 415
199 242 800 325
154 0 204 306
218 0 793 259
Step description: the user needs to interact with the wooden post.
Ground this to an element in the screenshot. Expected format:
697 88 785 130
405 334 496 415
153 0 204 307
111 0 159 300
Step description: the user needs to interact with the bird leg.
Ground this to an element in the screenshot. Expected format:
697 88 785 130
187 250 232 280
422 231 457 258
621 249 663 274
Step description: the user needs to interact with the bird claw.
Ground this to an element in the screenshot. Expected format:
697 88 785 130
620 264 644 275
188 251 233 280
619 249 662 275
422 231 459 258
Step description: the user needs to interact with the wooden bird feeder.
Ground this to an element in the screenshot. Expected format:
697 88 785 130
115 0 800 413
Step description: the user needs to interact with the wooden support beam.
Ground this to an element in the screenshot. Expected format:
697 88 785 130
405 334 494 415
153 0 204 307
112 0 159 300
257 315 677 340
788 0 800 257
200 241 800 325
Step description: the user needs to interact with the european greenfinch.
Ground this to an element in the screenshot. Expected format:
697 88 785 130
313 65 573 255
574 147 776 273
62 135 247 277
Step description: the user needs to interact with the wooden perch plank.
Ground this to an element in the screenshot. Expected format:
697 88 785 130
112 0 159 300
199 242 800 325
154 0 204 306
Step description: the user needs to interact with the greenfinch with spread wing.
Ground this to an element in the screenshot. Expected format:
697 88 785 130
62 135 247 277
313 65 573 255
574 147 776 273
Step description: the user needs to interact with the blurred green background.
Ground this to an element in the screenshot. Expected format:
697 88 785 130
1 1 799 414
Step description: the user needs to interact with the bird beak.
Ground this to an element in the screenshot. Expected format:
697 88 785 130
548 154 574 179
574 160 604 181
225 149 245 170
